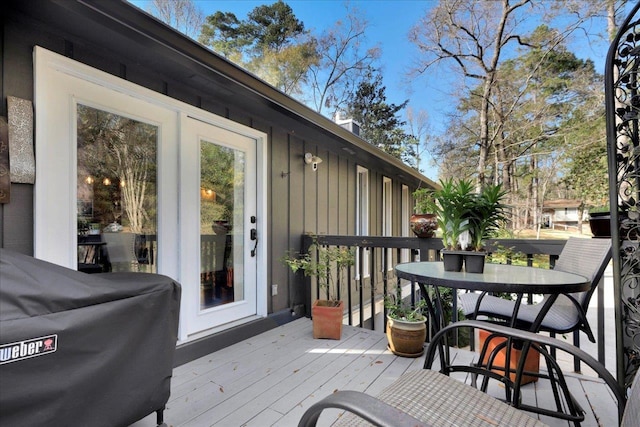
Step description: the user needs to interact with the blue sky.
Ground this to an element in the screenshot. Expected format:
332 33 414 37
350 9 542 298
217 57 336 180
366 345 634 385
130 1 616 180
132 1 440 119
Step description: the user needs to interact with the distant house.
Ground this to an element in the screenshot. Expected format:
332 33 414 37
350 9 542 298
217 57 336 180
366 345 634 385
1 0 435 364
542 199 586 229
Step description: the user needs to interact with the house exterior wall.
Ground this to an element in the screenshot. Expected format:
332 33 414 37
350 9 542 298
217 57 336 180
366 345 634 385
1 1 431 321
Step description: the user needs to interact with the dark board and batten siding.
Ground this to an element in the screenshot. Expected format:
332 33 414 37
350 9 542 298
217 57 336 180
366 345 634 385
1 1 431 339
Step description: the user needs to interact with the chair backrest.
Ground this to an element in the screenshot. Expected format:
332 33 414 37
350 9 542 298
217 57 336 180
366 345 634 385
102 232 137 271
553 237 612 310
621 370 640 427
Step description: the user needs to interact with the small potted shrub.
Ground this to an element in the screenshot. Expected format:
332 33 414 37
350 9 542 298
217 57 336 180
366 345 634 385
283 237 355 340
384 294 427 357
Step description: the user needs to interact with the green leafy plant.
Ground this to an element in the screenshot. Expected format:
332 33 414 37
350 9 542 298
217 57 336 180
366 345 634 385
412 187 433 214
282 237 355 303
467 183 509 251
426 178 476 250
384 294 427 322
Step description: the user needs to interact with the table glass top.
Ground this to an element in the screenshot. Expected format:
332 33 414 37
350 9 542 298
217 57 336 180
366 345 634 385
395 262 590 294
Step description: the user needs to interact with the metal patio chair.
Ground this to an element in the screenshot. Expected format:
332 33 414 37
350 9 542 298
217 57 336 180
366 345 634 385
458 237 611 369
299 321 633 427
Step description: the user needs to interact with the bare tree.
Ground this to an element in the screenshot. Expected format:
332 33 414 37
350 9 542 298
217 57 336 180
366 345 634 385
305 3 380 116
148 0 204 40
405 107 432 173
409 0 534 188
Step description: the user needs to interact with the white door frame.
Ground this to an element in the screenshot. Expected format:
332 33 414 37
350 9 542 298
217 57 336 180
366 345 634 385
179 115 262 337
33 47 267 343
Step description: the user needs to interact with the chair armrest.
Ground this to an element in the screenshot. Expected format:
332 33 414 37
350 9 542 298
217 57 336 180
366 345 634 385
424 320 626 423
297 390 427 427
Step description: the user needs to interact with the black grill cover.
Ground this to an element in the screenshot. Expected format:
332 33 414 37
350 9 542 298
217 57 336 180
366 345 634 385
0 249 181 426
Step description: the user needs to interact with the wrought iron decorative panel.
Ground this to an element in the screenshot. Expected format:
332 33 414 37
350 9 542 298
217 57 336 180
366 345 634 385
606 2 640 390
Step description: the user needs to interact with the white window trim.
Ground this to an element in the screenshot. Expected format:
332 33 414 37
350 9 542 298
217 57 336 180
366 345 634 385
356 166 370 278
383 177 393 270
34 47 268 342
401 185 410 263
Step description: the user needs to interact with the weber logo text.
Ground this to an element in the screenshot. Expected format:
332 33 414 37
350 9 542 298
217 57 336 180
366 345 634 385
0 335 58 365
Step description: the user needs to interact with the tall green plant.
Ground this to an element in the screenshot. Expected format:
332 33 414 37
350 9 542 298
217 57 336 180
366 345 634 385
427 178 475 250
468 184 509 251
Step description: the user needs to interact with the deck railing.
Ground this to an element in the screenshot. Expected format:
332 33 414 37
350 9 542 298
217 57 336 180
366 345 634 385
299 235 607 365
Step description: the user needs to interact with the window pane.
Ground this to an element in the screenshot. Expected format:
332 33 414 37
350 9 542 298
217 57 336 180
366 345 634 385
200 141 245 309
77 104 157 273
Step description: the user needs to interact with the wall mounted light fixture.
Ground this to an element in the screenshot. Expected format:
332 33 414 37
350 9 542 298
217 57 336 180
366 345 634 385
304 152 323 171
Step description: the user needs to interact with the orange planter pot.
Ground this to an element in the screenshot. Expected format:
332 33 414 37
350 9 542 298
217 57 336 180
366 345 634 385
312 300 344 340
478 329 540 384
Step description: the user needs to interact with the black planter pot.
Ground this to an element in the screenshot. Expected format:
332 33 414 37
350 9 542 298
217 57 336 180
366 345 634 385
442 251 464 272
588 212 612 238
464 252 486 273
588 211 636 239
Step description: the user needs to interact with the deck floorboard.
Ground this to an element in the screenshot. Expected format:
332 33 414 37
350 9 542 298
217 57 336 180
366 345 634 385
131 317 618 427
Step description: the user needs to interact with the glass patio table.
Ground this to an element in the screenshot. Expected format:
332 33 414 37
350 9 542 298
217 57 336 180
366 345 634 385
395 261 591 423
394 261 590 334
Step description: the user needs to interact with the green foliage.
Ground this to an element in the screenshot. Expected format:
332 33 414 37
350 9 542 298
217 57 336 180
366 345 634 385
426 178 476 250
467 184 509 251
384 295 426 322
436 286 470 348
346 69 411 161
424 178 508 251
199 1 317 94
282 238 355 301
412 187 434 214
487 244 527 265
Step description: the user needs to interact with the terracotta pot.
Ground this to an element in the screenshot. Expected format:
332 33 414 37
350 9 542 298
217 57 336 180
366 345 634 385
478 329 539 384
464 252 486 273
410 213 438 238
386 316 427 357
312 300 344 340
442 250 464 272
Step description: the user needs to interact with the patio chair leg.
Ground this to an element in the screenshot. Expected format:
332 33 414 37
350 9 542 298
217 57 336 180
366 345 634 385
573 331 581 372
156 407 164 426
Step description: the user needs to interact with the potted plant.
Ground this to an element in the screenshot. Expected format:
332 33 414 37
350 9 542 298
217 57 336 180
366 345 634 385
384 294 427 357
465 183 508 273
588 205 612 238
283 238 355 340
410 187 438 238
426 178 475 271
477 329 540 385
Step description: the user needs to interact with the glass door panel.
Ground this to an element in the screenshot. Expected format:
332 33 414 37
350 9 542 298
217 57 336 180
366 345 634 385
200 142 245 309
182 116 257 335
76 104 157 274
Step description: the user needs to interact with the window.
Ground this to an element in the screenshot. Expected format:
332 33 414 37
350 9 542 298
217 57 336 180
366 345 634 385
401 185 410 263
383 177 393 270
356 166 370 278
76 104 158 273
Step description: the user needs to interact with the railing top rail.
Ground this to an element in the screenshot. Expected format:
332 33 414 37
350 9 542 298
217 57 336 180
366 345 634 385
302 235 567 256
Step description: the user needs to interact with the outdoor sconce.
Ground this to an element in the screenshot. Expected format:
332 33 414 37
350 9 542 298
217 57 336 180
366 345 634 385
304 152 323 171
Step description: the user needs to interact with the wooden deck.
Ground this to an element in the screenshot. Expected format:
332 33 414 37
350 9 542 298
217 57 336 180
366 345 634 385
131 316 620 427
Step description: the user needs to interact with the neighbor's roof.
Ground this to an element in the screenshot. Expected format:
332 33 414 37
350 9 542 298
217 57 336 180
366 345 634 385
543 199 583 209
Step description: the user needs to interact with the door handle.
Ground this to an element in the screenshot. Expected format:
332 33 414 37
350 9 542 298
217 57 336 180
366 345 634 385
250 228 258 257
